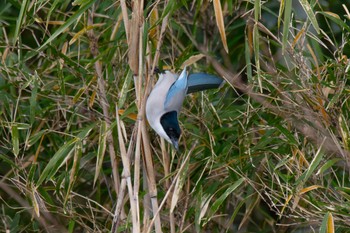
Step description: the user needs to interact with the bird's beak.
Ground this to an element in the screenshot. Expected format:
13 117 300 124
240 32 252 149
179 66 187 79
171 138 179 151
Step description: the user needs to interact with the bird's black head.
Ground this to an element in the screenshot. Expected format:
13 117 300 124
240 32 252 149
160 111 181 150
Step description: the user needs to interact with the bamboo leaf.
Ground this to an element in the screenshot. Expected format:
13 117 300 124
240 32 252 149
32 191 40 217
29 73 39 124
170 157 190 212
253 23 262 92
213 0 229 53
29 130 48 147
280 194 293 215
316 158 341 175
210 178 244 215
94 121 107 186
0 153 19 168
37 0 97 51
299 185 322 195
195 191 215 231
299 0 320 33
295 142 324 185
318 12 350 32
327 213 334 233
276 124 298 145
73 87 85 104
277 0 285 29
245 35 253 82
181 54 205 68
13 0 29 45
11 124 19 157
282 0 292 52
37 138 77 186
65 140 82 206
320 212 334 233
339 114 350 151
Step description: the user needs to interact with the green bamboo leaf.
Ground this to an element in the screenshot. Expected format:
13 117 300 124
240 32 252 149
282 0 292 52
316 158 341 175
245 36 252 83
253 23 262 92
275 156 293 171
0 154 19 168
339 114 350 151
68 219 76 233
118 69 133 107
277 0 285 29
276 124 298 145
94 121 107 186
299 0 320 33
65 140 82 206
37 124 94 186
228 198 245 227
37 138 78 186
318 11 350 32
72 0 91 5
195 190 215 232
28 162 38 183
73 87 86 104
10 212 20 233
29 73 39 124
254 0 261 20
12 124 19 157
171 157 190 212
153 0 176 26
46 0 60 29
227 0 233 13
13 123 31 130
209 178 244 215
76 123 96 139
13 0 29 45
37 0 97 51
295 144 324 185
252 129 275 151
28 130 48 147
194 188 203 232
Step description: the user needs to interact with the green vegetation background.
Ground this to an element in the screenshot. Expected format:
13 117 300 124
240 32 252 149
0 0 350 232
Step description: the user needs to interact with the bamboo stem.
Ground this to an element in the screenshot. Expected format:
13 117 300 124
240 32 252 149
86 7 122 212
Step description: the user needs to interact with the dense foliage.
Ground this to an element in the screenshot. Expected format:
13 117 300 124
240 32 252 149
0 0 349 232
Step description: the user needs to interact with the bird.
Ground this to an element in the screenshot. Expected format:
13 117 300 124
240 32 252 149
146 67 223 150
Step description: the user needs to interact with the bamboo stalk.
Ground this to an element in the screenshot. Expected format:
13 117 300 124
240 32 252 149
119 0 129 41
115 106 140 233
145 142 197 233
111 178 127 233
86 8 121 211
150 1 170 76
161 137 175 233
141 122 163 233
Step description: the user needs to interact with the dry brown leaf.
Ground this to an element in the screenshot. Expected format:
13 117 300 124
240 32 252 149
213 0 229 53
181 54 205 68
299 185 322 195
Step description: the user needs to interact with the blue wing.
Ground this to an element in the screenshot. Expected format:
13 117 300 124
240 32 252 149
164 67 188 111
187 73 223 94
